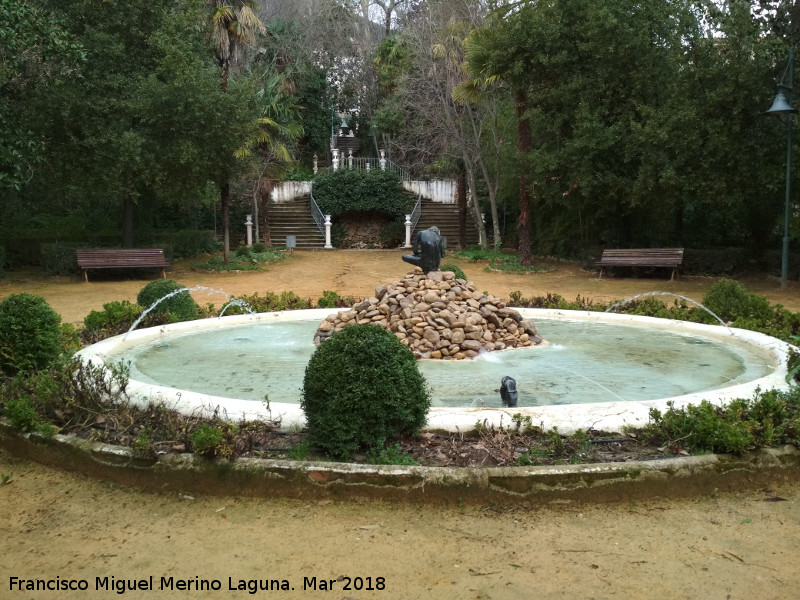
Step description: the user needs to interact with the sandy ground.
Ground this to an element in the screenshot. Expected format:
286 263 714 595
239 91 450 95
2 250 800 599
2 249 800 325
1 452 799 600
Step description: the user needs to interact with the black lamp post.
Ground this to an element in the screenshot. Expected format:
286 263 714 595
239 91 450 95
767 43 795 288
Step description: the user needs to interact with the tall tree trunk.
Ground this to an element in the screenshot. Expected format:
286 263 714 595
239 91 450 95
464 159 487 249
457 166 467 248
220 60 230 263
516 89 532 265
220 58 230 93
122 197 135 248
476 153 501 249
259 177 273 247
221 179 231 265
252 171 268 243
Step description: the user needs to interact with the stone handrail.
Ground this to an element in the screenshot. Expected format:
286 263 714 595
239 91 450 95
409 192 422 231
309 188 326 236
337 154 411 181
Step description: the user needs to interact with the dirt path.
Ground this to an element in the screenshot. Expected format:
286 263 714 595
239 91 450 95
3 251 800 599
1 452 798 600
2 249 800 325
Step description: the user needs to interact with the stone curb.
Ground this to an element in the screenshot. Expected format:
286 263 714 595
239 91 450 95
2 421 799 505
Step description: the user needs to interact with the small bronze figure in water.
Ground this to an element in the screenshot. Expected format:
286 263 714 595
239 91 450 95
500 376 518 407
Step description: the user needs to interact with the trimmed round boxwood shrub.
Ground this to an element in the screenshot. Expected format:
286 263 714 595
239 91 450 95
301 324 430 459
0 293 62 374
702 279 773 323
136 279 198 322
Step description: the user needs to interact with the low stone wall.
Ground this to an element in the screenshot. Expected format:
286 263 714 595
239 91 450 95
3 421 800 505
270 181 311 203
402 180 455 204
313 271 543 359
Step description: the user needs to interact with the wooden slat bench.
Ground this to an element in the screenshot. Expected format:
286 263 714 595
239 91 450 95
76 249 170 282
596 248 684 281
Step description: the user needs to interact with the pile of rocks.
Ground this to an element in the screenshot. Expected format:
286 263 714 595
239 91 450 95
313 271 544 359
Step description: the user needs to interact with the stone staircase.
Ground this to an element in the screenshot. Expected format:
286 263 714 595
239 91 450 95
265 193 481 251
414 199 480 250
266 196 325 250
335 134 360 158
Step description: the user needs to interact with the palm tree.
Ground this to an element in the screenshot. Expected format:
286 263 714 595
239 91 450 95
236 71 304 245
209 1 265 264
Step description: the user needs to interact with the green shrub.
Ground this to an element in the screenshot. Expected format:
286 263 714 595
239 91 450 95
228 291 311 313
647 399 759 454
40 242 81 275
133 427 154 458
0 293 63 374
84 300 144 334
451 248 551 274
378 220 405 248
190 423 225 457
366 443 419 465
286 164 314 180
508 291 603 311
4 398 40 432
330 223 349 248
191 248 285 271
682 247 750 276
455 247 514 263
287 438 312 460
702 279 758 323
158 230 219 258
440 263 466 280
301 324 430 459
315 291 357 309
136 279 198 322
60 323 82 355
317 290 340 308
312 170 412 220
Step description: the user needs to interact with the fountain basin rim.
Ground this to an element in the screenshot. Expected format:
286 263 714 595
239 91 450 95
76 308 792 435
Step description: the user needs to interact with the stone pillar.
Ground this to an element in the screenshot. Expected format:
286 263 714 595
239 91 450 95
348 148 353 169
365 161 370 171
324 215 333 249
313 154 318 174
379 149 387 171
332 148 339 171
245 214 253 246
404 214 412 248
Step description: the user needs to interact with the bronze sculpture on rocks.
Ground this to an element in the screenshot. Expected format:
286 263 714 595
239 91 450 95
402 226 445 275
313 270 543 359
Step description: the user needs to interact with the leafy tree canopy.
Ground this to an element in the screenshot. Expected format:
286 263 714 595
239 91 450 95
0 0 84 190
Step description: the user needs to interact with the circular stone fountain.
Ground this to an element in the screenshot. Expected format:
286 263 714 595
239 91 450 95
78 281 793 434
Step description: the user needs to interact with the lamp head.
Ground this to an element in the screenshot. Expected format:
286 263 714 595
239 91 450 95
767 91 795 115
